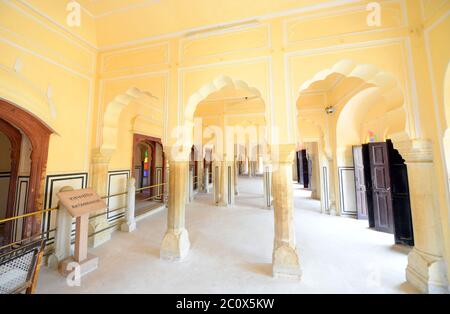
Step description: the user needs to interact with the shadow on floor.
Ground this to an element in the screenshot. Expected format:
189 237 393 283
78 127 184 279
240 263 272 277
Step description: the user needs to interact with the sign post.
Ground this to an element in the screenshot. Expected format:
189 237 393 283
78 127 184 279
56 188 107 277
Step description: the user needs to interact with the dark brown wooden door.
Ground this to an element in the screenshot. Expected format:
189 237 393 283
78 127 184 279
368 142 394 234
297 150 309 187
296 151 302 184
387 140 414 246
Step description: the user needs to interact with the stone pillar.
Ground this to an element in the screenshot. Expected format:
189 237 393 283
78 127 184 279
48 186 73 269
121 177 136 232
327 156 338 215
214 159 235 206
234 161 239 196
204 166 210 193
164 158 169 207
161 159 190 261
395 139 448 293
185 166 191 204
247 158 252 177
310 144 321 200
271 144 301 280
89 150 112 248
243 157 249 175
188 167 194 202
263 163 272 208
198 159 204 192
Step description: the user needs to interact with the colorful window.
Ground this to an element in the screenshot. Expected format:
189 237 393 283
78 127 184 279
143 149 149 177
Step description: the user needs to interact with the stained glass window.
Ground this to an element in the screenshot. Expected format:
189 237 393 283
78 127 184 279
143 149 149 177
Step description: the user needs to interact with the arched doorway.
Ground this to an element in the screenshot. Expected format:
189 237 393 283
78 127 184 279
295 60 415 257
131 134 165 218
0 99 52 242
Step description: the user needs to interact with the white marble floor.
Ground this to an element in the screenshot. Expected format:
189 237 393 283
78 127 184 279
37 176 419 294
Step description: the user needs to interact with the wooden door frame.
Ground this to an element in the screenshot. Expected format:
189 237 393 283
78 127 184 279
0 118 22 242
0 99 52 238
131 134 165 199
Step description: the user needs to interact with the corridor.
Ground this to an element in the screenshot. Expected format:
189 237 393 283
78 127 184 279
37 177 417 294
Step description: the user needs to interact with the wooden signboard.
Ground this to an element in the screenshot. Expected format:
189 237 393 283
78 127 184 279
56 188 106 277
57 188 106 217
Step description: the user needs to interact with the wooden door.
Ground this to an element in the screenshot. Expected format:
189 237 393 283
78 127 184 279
353 146 369 220
368 142 394 234
300 150 309 188
387 141 414 246
296 151 302 184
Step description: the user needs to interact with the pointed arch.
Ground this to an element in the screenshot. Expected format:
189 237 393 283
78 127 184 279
100 87 158 154
185 75 263 124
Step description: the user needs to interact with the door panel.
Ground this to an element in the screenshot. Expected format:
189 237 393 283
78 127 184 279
368 142 394 234
296 151 302 184
301 150 309 188
353 145 374 222
387 140 414 246
353 146 368 219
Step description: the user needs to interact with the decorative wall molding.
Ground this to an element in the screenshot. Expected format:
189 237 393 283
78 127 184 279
107 170 130 222
179 23 271 64
100 42 170 74
42 172 88 244
283 0 407 46
338 166 357 216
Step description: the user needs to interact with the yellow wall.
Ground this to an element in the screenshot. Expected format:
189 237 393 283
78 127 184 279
0 0 96 175
1 0 449 284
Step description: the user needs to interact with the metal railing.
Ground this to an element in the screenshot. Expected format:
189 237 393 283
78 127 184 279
0 180 168 255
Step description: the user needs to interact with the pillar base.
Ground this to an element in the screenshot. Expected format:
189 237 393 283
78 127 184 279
88 222 111 248
121 221 136 233
406 248 448 294
328 206 338 216
160 228 190 261
272 245 302 280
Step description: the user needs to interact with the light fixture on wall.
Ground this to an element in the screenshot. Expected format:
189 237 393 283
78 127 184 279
325 105 335 115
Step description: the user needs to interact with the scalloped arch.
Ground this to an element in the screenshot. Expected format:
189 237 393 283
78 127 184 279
185 75 263 124
299 59 401 97
100 87 158 153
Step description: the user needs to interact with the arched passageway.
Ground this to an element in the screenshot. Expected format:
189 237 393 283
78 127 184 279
295 59 448 292
0 99 53 242
160 75 302 280
131 134 165 218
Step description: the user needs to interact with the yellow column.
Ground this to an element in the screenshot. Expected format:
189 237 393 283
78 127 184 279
271 144 301 280
89 149 112 248
160 150 190 261
396 140 448 293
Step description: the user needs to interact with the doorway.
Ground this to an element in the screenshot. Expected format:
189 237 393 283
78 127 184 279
0 100 52 243
131 134 165 218
296 150 311 188
352 140 414 246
